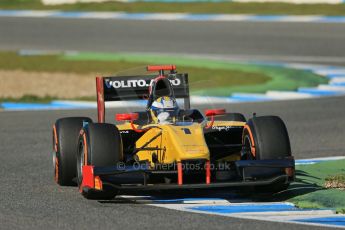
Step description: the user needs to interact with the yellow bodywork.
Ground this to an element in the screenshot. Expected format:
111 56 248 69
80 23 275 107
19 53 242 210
137 124 209 164
117 120 245 165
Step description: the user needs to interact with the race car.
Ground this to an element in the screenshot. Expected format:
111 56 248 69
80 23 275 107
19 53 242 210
52 65 295 199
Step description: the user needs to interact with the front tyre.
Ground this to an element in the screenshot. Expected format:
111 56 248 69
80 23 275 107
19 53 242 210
242 116 291 160
242 116 292 193
77 123 123 200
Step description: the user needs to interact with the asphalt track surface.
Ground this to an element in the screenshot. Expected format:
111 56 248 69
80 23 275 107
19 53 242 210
0 17 345 65
1 16 345 229
1 95 345 230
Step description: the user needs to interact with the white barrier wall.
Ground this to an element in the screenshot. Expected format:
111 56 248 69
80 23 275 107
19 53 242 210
41 0 345 5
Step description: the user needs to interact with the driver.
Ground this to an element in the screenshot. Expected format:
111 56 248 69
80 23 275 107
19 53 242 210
149 96 179 124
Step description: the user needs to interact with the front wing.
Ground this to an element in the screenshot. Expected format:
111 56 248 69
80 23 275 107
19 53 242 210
80 158 295 193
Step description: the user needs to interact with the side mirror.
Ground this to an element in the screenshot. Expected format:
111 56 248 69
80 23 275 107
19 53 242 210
205 109 226 117
115 113 139 121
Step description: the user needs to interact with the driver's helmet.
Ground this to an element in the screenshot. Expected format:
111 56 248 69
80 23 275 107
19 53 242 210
150 96 179 124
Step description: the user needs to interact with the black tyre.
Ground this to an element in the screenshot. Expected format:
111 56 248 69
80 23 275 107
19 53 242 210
242 116 291 193
215 113 246 122
242 116 291 160
52 117 92 186
77 123 123 200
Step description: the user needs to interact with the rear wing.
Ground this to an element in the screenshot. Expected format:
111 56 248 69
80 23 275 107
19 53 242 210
96 74 190 123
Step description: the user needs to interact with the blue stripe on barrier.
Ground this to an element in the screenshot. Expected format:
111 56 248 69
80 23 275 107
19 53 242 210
50 11 87 18
1 102 70 110
325 74 345 79
1 102 92 110
294 217 345 227
0 10 22 16
248 15 287 21
230 94 273 102
50 101 92 107
230 98 272 102
1 10 345 23
318 16 345 23
331 82 345 86
182 14 216 21
117 13 152 20
188 203 304 214
297 88 341 96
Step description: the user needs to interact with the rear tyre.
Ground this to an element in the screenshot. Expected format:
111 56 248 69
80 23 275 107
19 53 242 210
215 113 246 122
242 116 291 193
77 123 123 200
52 117 92 186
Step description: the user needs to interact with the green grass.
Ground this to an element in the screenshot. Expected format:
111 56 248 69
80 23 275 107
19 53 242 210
0 52 149 75
279 160 345 213
0 51 328 98
337 208 345 214
0 95 56 103
246 159 345 213
0 51 270 93
62 52 327 96
0 51 328 101
1 0 345 15
0 95 96 103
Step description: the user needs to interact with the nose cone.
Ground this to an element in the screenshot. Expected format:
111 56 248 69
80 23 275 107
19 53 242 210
165 124 210 162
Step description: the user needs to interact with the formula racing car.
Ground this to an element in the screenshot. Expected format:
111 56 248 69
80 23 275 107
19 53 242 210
52 65 295 199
